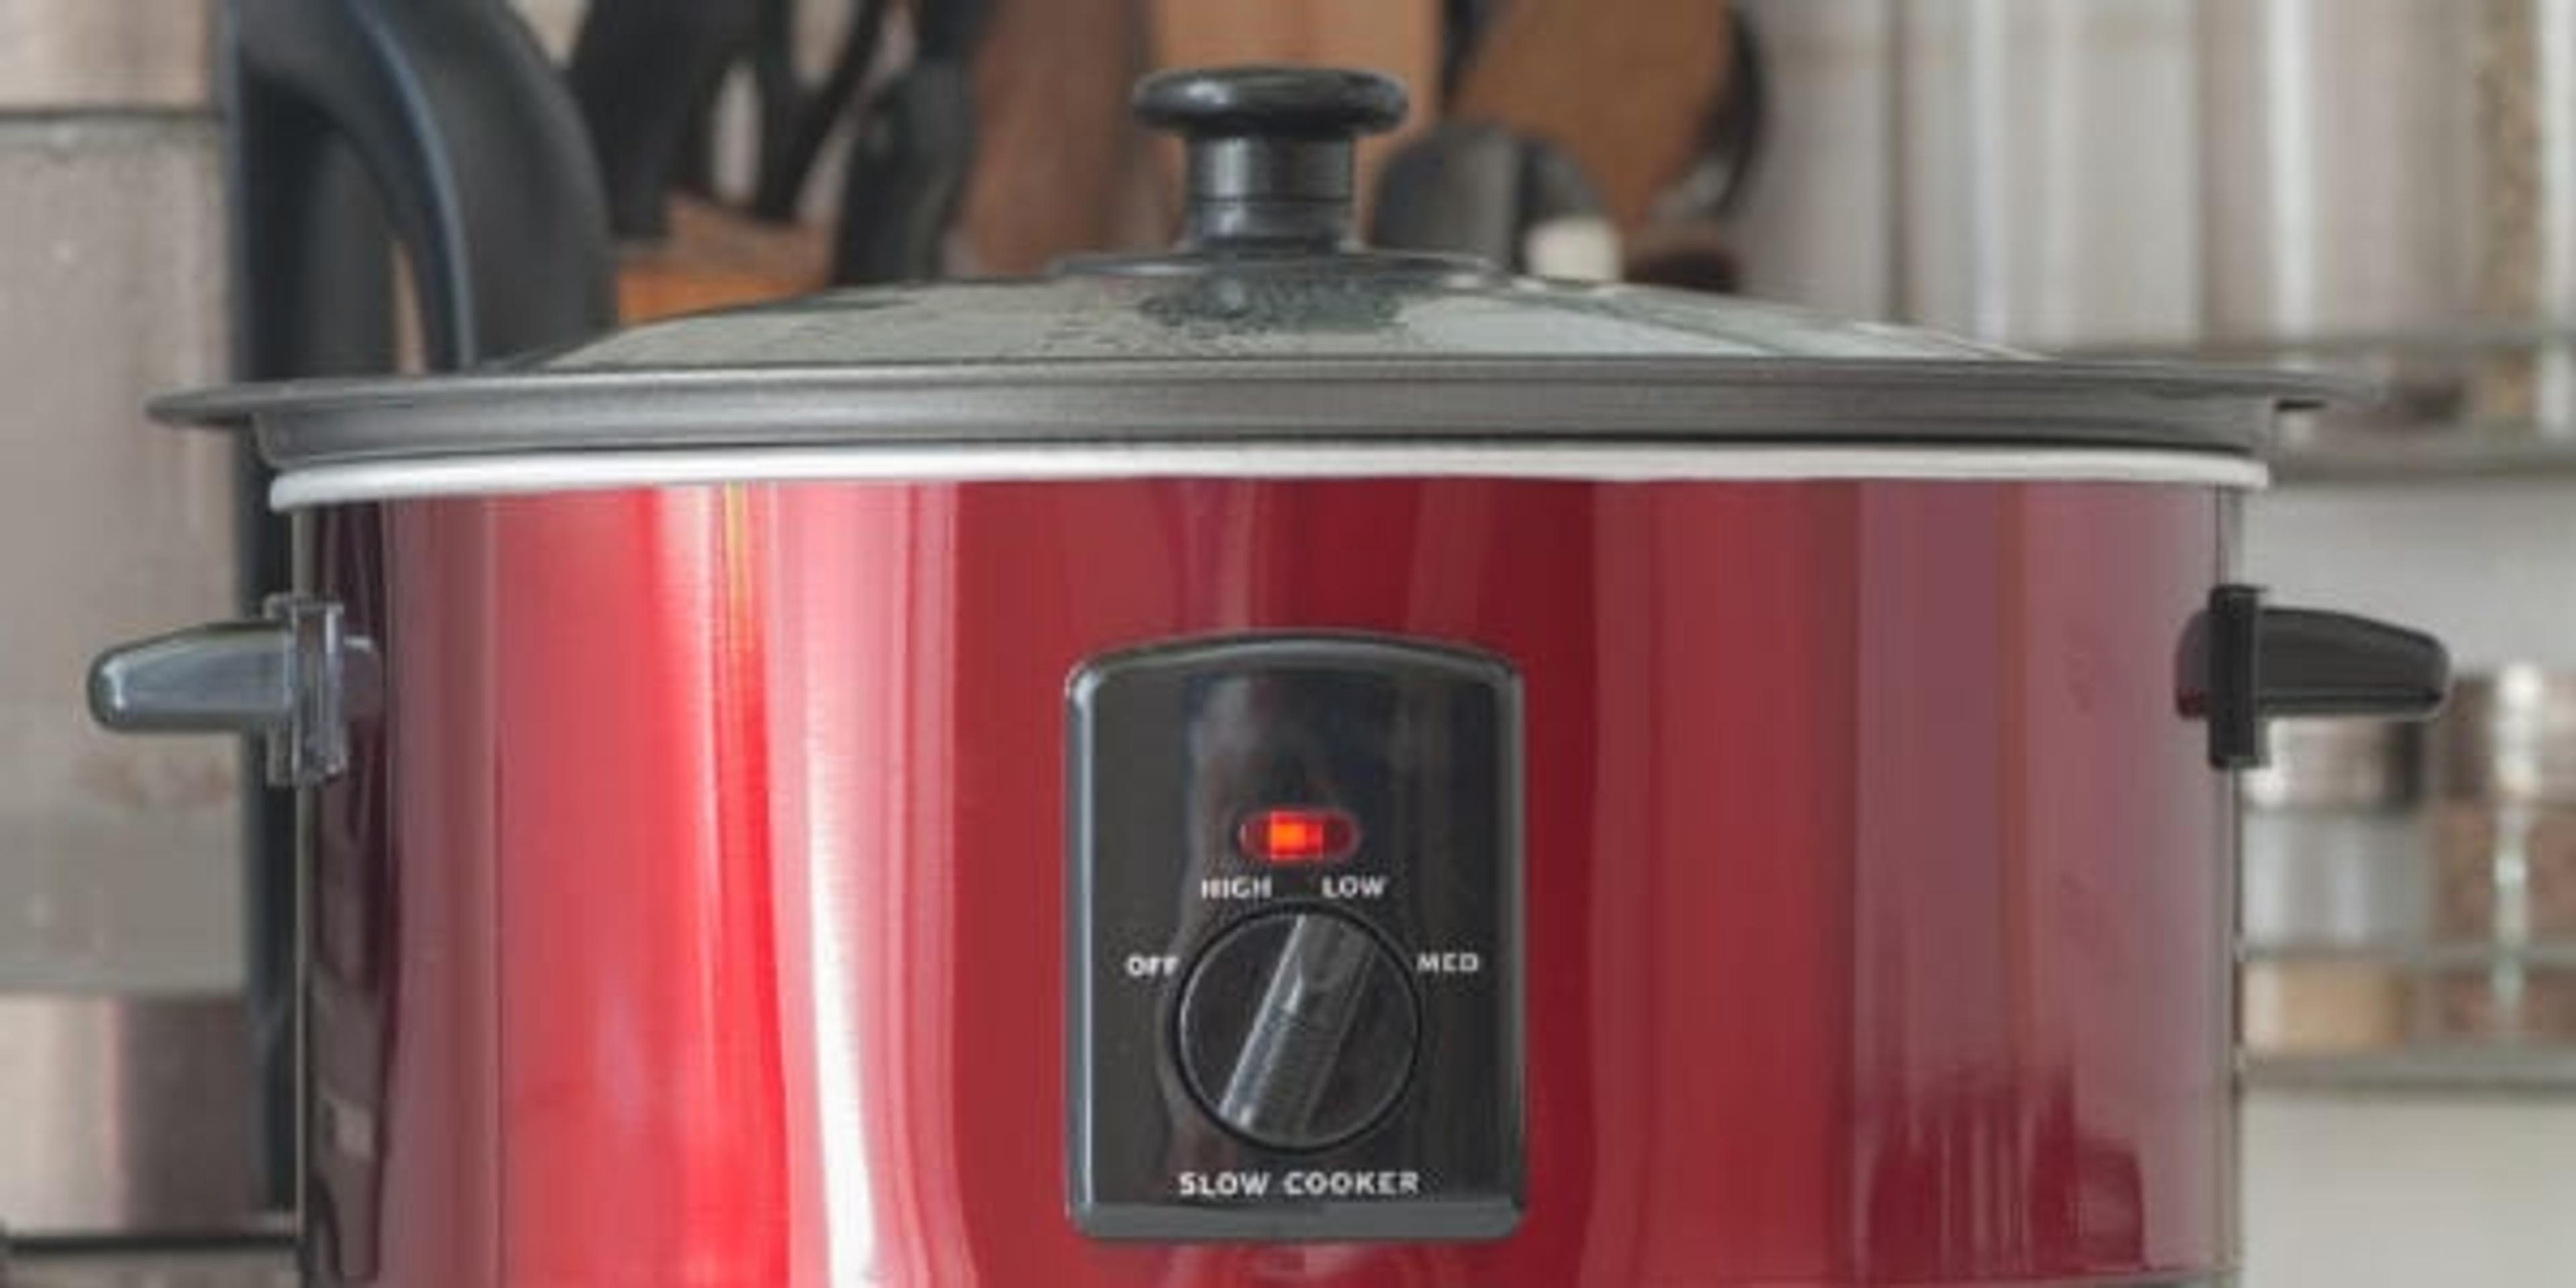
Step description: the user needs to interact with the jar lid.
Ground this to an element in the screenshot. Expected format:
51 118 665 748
2244 718 2425 812
160 67 2349 504
2439 667 2576 803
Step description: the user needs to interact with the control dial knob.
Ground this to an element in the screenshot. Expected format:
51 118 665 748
1175 910 1419 1151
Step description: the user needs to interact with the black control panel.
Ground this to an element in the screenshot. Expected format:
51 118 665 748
1067 634 1523 1241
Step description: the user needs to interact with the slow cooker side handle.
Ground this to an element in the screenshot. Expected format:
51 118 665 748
2179 584 2451 770
87 596 380 789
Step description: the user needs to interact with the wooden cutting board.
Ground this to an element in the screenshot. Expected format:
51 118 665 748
961 0 1163 274
1452 0 1734 229
617 197 830 321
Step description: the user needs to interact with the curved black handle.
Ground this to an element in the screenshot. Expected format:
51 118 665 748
567 0 761 240
235 0 616 366
747 0 892 221
829 0 992 284
222 1 617 1265
1367 124 1607 270
831 61 978 284
2180 584 2451 769
1133 66 1409 251
1702 4 1770 217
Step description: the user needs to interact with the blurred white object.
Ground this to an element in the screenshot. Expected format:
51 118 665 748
1895 0 2202 347
2200 0 2471 344
2203 0 2576 437
1523 217 1623 282
2243 720 2430 945
1729 0 1897 320
2241 718 2430 1056
1731 0 2200 348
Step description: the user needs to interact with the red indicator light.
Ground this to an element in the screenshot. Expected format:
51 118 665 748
1236 807 1359 865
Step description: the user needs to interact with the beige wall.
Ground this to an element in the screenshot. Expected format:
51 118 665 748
0 2 239 993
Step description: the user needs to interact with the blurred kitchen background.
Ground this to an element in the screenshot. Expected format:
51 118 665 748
4 0 2575 1284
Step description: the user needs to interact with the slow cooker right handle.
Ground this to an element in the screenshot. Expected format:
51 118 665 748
2179 584 2451 770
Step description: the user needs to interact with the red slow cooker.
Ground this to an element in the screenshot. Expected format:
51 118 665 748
93 68 2447 1288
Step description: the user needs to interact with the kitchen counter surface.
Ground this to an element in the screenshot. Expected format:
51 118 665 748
3 1243 294 1287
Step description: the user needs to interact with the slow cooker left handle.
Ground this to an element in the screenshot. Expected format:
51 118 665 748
87 596 380 788
2180 584 2451 770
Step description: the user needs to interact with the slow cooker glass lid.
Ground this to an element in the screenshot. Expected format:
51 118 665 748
160 66 2346 470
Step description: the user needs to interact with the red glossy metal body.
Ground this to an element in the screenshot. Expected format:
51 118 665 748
307 477 2231 1287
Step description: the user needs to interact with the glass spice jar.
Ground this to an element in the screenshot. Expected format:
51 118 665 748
2428 667 2576 1043
2240 718 2429 1055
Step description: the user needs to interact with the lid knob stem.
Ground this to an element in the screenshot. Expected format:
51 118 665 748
1133 66 1407 252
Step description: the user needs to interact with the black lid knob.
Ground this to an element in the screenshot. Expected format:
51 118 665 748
1133 66 1408 252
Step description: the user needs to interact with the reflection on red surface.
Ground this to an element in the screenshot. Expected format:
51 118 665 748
313 478 2230 1286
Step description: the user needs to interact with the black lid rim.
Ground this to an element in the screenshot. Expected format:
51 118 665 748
152 356 2359 469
